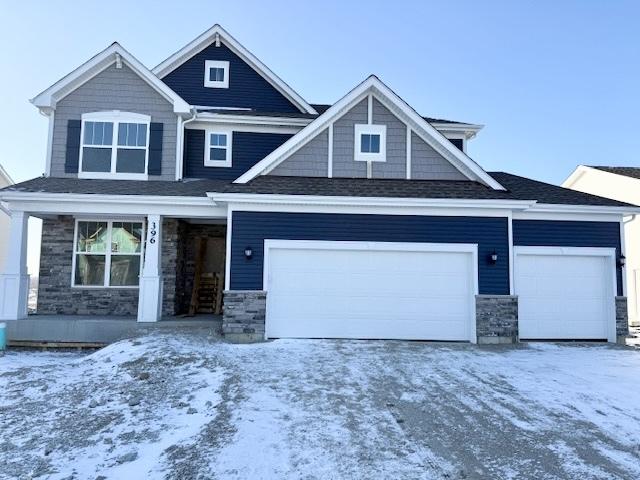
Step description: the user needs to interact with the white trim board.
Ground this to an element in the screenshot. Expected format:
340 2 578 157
153 24 316 115
31 43 190 115
234 75 506 190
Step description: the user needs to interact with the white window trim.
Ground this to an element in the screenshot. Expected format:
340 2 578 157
71 218 145 289
204 128 233 167
78 111 151 180
354 124 386 162
204 60 230 89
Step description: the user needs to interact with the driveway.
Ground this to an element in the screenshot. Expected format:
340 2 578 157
1 332 639 479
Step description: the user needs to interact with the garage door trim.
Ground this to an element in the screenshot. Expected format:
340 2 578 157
514 246 617 342
263 239 479 342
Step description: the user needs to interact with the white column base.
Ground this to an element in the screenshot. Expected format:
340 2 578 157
0 274 30 320
137 275 163 322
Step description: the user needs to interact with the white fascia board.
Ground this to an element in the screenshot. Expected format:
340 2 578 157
152 24 316 115
31 43 191 115
0 192 224 218
523 202 640 215
208 192 534 210
195 112 311 127
235 75 506 191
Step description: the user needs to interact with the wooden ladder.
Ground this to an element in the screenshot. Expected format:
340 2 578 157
188 238 224 316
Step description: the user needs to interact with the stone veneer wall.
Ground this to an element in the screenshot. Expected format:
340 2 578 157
222 290 266 342
38 216 139 315
475 295 519 344
615 296 628 343
161 219 180 317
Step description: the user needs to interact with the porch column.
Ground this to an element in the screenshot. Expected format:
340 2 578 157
0 211 30 320
137 215 163 322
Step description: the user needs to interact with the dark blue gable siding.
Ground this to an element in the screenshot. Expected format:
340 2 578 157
513 220 623 295
231 212 510 294
161 42 300 112
184 130 292 180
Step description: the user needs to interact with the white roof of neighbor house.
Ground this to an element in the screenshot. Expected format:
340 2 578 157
0 164 14 187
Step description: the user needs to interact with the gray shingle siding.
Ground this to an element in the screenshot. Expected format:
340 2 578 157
51 64 177 180
371 98 406 179
411 132 467 180
269 129 329 177
332 98 368 178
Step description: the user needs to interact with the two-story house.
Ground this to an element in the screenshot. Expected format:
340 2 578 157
0 25 635 344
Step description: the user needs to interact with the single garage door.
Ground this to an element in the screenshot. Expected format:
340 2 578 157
515 246 615 341
264 240 477 341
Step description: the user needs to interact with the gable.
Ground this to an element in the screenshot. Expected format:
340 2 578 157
267 96 467 181
237 76 504 189
51 63 177 180
161 41 300 112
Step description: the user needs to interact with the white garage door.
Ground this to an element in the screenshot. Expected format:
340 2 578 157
515 247 615 341
264 240 477 341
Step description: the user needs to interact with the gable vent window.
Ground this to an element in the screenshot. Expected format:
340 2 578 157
79 111 150 180
354 124 386 162
204 129 232 167
204 60 230 89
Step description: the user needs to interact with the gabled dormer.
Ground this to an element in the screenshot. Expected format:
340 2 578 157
153 25 317 115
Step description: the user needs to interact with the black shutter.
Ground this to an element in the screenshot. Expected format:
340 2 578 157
65 119 82 173
148 122 164 175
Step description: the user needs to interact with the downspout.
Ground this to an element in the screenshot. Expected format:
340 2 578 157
177 108 198 180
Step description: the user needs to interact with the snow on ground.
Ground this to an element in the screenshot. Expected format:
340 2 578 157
1 333 640 479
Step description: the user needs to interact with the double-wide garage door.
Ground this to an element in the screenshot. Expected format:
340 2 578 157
515 247 615 341
264 240 477 341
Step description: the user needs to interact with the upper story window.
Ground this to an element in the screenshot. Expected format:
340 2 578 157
204 129 232 167
79 111 150 180
204 60 230 89
354 124 386 162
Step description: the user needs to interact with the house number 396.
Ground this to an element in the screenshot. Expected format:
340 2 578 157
149 222 157 244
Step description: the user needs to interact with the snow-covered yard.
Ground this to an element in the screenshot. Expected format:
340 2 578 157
1 333 639 480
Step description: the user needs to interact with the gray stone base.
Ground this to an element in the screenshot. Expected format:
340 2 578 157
615 296 628 344
222 290 266 343
476 295 518 344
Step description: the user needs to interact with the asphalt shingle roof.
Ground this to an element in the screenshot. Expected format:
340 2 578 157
592 166 640 180
1 172 630 207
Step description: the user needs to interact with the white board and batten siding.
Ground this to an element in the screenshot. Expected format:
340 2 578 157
514 246 617 342
263 240 478 342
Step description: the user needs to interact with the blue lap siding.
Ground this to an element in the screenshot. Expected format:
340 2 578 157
161 42 300 112
184 130 292 179
230 212 510 294
513 220 623 295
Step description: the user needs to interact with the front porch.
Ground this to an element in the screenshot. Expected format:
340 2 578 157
0 204 231 341
6 314 222 346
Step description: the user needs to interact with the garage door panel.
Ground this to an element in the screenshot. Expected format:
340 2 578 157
266 242 475 341
515 250 613 340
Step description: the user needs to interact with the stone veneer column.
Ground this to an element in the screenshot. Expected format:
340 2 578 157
222 290 266 343
615 296 628 345
475 295 519 344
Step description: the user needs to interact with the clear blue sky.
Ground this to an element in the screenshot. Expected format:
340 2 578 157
1 0 639 187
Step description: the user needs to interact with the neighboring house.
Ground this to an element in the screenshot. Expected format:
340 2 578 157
0 25 636 344
563 166 640 327
0 164 14 271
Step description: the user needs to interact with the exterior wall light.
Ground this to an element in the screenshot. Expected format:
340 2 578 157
618 254 626 268
244 246 253 260
489 250 498 265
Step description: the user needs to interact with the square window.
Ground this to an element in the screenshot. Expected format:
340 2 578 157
354 124 386 162
204 60 229 88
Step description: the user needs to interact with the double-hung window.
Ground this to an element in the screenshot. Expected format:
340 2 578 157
80 111 150 179
73 220 144 288
204 129 232 167
354 124 387 162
